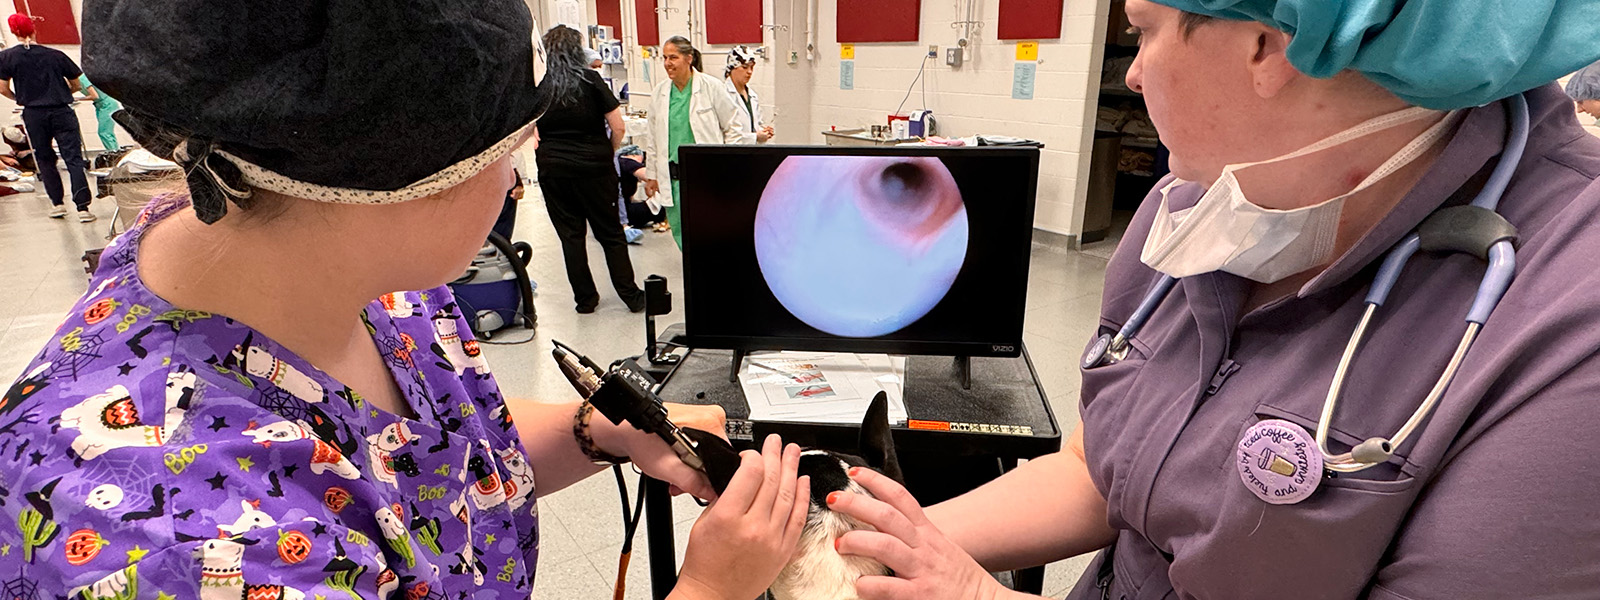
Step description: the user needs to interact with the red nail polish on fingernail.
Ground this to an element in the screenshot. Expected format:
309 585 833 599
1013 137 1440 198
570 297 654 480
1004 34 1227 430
834 538 841 552
848 467 862 477
826 491 841 505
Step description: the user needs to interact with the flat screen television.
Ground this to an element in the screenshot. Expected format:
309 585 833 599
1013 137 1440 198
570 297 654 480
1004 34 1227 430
678 145 1039 357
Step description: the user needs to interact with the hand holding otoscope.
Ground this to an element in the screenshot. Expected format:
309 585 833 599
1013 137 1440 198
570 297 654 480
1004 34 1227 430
551 340 739 493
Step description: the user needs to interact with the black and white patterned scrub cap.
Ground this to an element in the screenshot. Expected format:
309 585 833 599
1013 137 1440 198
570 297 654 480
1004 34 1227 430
725 45 757 77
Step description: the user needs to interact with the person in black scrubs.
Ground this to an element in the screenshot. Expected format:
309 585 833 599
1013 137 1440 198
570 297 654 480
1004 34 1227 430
0 14 93 222
534 24 645 313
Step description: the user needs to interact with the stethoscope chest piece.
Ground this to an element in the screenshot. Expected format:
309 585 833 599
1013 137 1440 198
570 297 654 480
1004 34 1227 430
1236 419 1323 505
1082 334 1114 369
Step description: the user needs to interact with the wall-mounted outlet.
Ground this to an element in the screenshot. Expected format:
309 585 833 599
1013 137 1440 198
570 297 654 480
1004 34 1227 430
788 51 799 65
945 47 963 67
928 45 939 58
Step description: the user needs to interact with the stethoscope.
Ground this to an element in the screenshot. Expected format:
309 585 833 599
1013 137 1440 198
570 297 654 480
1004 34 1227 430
1082 92 1530 477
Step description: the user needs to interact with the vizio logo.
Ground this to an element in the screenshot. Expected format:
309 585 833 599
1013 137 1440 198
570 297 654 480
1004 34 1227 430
991 345 1016 353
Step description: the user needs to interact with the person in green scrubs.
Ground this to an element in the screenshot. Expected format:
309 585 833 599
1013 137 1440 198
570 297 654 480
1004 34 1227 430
644 35 747 249
77 74 120 151
666 61 694 248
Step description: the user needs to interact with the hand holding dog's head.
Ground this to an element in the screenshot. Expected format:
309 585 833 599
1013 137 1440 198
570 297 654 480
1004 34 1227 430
770 392 904 600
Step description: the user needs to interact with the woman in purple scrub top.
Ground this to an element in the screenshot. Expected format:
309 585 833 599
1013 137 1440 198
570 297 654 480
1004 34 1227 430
822 1 1600 599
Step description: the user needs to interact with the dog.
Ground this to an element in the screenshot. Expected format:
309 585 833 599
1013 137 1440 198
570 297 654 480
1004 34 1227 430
768 392 902 600
674 392 904 600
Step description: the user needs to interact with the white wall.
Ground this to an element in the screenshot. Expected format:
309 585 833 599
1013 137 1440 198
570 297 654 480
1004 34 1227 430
534 1 1600 237
805 0 1106 236
581 0 1112 236
617 0 780 126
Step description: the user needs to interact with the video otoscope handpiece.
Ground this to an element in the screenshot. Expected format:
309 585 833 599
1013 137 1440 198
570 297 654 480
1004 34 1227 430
551 340 706 473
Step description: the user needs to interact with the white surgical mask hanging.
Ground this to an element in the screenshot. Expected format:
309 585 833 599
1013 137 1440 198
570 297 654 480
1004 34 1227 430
1141 106 1462 283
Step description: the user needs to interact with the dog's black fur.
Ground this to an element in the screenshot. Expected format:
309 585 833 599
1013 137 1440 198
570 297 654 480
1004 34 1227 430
774 392 902 600
678 393 904 600
798 392 903 504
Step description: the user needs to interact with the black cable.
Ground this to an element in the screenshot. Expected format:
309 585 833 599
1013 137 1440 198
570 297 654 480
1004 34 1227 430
479 329 537 345
485 231 537 329
617 466 647 551
893 54 931 117
613 464 635 533
609 464 650 599
552 338 582 357
475 232 537 345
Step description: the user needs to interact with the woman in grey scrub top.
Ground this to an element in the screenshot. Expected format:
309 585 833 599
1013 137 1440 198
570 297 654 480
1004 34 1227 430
821 1 1600 599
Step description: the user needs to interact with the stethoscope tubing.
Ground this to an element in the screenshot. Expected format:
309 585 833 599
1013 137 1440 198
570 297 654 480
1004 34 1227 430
1092 92 1531 475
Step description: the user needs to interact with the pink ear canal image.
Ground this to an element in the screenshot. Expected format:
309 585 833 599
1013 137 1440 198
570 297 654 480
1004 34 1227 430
754 155 969 337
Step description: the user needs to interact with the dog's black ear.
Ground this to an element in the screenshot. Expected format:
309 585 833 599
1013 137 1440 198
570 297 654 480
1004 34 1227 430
858 392 903 484
680 428 741 495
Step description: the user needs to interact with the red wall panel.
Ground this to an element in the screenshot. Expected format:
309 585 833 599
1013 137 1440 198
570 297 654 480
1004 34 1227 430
706 0 762 44
12 0 79 45
997 0 1063 40
634 0 660 45
837 0 919 44
595 0 623 36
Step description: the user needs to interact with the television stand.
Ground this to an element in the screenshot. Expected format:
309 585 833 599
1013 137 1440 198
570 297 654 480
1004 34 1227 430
645 343 1059 600
954 355 971 390
729 349 747 383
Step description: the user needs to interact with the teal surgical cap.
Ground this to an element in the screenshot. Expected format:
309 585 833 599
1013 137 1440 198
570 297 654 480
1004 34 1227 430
1150 0 1600 110
1567 62 1600 102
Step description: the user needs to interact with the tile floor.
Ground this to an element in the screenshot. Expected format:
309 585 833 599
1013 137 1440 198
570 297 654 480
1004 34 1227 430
0 180 1112 598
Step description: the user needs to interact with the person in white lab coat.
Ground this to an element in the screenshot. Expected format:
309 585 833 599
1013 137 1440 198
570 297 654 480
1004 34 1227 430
724 45 774 144
643 35 748 249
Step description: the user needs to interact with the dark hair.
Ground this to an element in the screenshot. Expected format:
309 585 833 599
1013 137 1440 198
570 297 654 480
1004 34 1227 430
664 35 702 72
541 25 590 107
1178 11 1213 38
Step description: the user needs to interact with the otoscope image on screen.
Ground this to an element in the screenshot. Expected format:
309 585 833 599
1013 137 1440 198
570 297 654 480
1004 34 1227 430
679 146 1038 357
756 155 969 338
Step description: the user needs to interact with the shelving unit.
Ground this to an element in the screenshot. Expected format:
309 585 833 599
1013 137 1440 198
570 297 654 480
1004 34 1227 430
1084 0 1165 244
591 27 631 104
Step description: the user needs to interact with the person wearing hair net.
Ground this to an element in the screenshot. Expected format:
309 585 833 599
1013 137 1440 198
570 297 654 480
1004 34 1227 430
1567 61 1600 119
0 0 814 597
724 45 774 144
821 1 1600 599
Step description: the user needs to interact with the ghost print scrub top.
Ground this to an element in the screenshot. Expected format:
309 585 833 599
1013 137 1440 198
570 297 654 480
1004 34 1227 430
0 194 540 599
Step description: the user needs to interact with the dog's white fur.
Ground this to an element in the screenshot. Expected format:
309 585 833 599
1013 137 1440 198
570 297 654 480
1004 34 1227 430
769 453 891 600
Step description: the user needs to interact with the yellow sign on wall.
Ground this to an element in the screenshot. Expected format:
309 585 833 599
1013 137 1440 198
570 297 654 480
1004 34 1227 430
841 44 855 60
1015 41 1039 61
